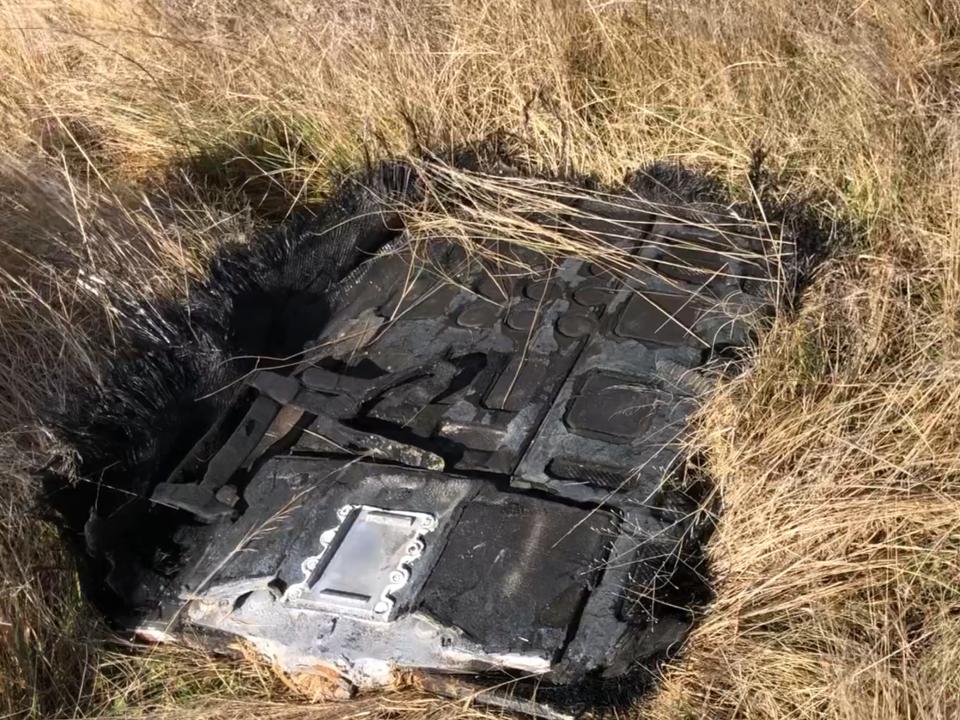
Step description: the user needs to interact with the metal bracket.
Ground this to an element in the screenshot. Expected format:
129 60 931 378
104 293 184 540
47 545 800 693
283 504 437 621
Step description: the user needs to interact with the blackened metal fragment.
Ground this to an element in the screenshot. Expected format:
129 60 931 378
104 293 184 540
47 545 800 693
46 153 829 718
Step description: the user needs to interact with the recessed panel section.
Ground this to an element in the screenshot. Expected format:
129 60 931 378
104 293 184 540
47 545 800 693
564 371 659 442
484 355 548 412
651 224 740 284
615 291 703 346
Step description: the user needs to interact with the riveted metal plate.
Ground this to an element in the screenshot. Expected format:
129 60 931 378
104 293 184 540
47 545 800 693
284 505 437 621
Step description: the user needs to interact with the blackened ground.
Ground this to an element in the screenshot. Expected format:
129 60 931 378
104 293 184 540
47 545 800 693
40 145 836 707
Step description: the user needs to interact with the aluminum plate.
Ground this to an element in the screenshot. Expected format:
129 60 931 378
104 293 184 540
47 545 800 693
284 504 437 621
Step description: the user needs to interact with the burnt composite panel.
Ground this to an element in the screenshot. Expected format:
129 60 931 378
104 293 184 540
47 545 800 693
30 162 804 719
133 189 785 715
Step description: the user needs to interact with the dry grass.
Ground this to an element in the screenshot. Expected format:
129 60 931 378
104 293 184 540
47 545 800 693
1 0 959 718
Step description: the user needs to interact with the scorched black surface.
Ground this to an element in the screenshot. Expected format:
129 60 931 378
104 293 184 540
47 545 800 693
44 154 827 716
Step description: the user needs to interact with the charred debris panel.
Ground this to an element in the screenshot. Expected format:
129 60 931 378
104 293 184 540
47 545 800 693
46 157 822 717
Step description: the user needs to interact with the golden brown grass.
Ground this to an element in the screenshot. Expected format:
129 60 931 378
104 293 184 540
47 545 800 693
1 0 959 718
